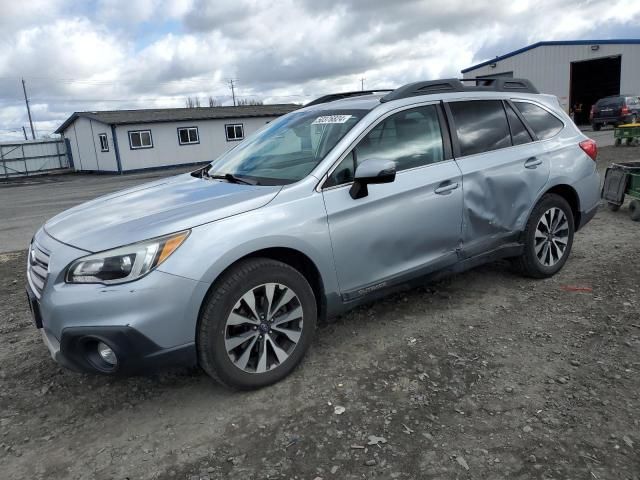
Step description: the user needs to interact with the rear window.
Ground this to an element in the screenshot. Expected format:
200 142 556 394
449 100 511 157
598 97 623 108
514 102 564 140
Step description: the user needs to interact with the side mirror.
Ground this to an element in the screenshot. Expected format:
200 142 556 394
349 159 396 199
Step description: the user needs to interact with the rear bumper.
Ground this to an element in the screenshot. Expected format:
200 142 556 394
594 114 636 125
578 203 599 230
41 325 197 374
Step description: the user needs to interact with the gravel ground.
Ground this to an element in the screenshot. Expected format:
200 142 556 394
1 146 639 479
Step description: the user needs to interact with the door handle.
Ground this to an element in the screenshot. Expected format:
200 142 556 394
435 182 459 195
524 157 542 169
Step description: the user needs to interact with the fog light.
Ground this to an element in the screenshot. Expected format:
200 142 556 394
97 342 117 365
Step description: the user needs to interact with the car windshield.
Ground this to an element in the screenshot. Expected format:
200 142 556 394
204 109 366 185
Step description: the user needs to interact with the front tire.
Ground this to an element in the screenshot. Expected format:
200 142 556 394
515 194 575 278
592 123 601 131
197 258 317 390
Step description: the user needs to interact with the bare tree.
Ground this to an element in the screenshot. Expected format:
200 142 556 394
185 96 202 108
237 98 264 106
208 96 220 107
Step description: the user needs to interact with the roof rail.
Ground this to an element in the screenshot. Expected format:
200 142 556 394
380 77 538 102
305 90 394 107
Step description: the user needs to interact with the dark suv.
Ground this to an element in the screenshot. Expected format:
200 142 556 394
590 95 640 130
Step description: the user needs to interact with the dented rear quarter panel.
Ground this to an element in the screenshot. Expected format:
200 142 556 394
527 118 601 227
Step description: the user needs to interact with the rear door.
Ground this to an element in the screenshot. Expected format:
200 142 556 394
445 99 551 257
321 103 463 299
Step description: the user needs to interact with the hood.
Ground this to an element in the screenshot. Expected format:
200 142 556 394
44 173 281 252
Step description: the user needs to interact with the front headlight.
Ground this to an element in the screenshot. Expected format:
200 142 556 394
65 230 190 284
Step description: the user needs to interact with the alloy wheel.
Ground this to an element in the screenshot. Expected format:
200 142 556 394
224 283 303 374
534 207 570 267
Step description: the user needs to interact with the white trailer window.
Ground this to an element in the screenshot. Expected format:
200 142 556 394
178 127 199 145
225 124 244 141
128 130 153 149
98 133 109 152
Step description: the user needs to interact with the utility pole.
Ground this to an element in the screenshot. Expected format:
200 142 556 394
229 79 236 106
21 78 35 140
361 77 365 91
22 126 28 140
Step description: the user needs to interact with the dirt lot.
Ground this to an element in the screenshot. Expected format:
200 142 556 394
1 147 639 480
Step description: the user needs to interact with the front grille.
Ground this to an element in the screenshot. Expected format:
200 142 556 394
27 242 50 298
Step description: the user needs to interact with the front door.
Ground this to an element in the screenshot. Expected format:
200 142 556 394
321 104 463 300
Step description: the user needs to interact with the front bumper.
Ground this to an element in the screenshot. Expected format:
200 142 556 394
30 229 208 374
39 324 196 374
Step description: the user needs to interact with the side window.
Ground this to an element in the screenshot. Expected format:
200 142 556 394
449 100 511 156
225 124 244 141
128 130 153 149
325 105 444 187
178 127 199 145
98 133 109 152
514 102 564 140
326 151 357 187
504 102 533 146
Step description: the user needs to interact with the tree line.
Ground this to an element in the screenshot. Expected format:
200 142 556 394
185 96 264 108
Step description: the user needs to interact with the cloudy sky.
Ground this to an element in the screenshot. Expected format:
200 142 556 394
1 0 639 140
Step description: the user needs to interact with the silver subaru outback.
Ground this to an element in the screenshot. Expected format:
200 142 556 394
27 78 600 389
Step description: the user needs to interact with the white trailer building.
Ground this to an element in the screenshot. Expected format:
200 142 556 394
55 105 298 173
461 39 640 124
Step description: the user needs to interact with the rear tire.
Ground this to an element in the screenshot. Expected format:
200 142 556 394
592 123 601 131
514 194 575 278
630 200 640 222
197 258 317 390
607 202 621 212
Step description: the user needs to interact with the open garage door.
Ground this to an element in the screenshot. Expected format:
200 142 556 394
570 56 621 125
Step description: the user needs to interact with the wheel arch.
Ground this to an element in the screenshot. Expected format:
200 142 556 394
543 184 581 229
518 183 582 244
197 247 328 326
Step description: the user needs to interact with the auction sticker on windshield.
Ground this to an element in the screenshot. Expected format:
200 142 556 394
312 115 352 125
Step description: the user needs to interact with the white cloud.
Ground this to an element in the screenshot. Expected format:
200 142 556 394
97 0 194 24
0 0 639 140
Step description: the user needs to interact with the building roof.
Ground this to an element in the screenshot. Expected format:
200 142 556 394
55 104 300 133
461 39 640 74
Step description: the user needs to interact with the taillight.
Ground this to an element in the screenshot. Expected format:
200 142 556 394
621 105 630 115
579 139 597 161
589 106 595 120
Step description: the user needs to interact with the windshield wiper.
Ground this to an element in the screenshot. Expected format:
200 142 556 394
203 171 257 185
